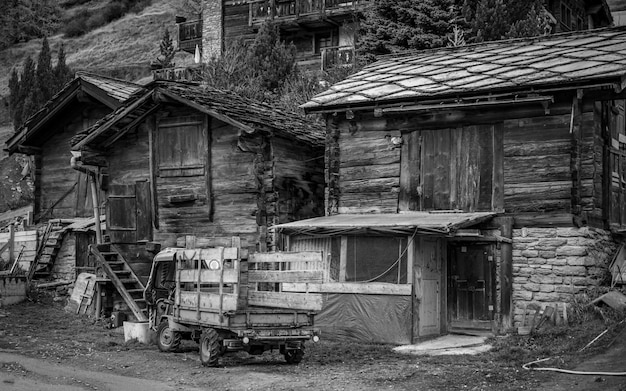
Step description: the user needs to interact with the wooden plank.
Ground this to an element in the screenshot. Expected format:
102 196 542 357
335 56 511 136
249 251 323 264
135 180 152 242
478 124 494 210
248 270 324 284
282 282 412 295
247 291 323 311
339 236 347 282
179 269 240 284
178 291 239 312
492 122 504 211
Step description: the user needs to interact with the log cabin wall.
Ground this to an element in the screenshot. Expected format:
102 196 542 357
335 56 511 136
327 94 611 229
36 104 109 221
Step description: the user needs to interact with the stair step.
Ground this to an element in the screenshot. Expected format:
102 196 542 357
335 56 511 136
42 248 59 255
127 289 144 294
118 278 141 284
113 269 131 274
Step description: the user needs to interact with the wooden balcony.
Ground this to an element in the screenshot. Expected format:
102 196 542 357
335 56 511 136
249 0 369 28
178 19 202 55
152 65 204 82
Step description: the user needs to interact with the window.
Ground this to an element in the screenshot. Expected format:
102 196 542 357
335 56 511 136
560 2 572 30
157 115 207 177
345 236 408 283
315 32 334 54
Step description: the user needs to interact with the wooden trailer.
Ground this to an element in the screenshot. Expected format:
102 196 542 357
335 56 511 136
143 244 323 367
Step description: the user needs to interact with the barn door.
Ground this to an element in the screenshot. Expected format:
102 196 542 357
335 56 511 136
417 237 442 337
107 180 152 244
448 243 495 333
607 100 626 228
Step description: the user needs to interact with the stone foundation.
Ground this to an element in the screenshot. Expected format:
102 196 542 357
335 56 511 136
0 276 27 307
511 227 619 326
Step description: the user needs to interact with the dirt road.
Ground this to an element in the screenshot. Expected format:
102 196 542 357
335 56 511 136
0 296 624 391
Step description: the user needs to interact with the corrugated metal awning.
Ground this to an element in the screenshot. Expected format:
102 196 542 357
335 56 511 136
272 212 496 236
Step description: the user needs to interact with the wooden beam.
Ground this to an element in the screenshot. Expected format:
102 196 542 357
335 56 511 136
102 103 161 148
282 282 412 295
570 92 584 226
495 216 513 331
339 236 347 281
72 91 153 150
16 145 42 155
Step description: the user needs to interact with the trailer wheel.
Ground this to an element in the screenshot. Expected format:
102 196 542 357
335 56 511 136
156 321 181 352
199 328 221 367
284 347 305 364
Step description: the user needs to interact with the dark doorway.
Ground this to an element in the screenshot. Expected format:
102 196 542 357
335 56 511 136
447 243 495 334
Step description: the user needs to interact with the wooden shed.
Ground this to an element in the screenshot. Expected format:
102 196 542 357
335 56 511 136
5 73 141 222
69 80 325 320
274 27 626 343
4 73 140 281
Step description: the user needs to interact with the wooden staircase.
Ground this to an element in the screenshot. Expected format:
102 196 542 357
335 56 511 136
29 221 68 280
90 243 148 322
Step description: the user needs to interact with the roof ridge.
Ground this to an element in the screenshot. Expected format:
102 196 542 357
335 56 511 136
75 71 141 87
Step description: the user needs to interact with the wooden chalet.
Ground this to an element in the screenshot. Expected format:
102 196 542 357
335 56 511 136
69 80 325 320
4 73 140 281
172 0 369 71
272 27 626 343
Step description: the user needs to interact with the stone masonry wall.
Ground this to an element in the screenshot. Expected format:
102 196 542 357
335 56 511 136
512 227 619 327
0 276 27 307
202 0 223 60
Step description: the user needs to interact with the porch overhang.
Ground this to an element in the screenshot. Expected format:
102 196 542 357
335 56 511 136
272 212 497 236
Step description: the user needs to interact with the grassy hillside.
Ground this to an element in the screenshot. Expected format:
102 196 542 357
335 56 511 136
0 0 193 97
0 0 194 214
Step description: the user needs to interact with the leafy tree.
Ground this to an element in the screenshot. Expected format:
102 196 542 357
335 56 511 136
157 29 176 68
461 0 549 43
358 0 456 58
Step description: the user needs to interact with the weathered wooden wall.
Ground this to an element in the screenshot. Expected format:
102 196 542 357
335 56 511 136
36 105 109 221
328 95 608 228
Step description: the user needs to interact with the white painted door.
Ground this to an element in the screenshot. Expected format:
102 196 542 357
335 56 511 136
418 238 442 337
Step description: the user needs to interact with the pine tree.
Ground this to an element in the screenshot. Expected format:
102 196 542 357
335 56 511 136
462 0 549 43
54 42 74 91
157 28 176 68
358 0 456 58
36 36 55 103
247 21 296 91
8 68 21 128
12 56 36 129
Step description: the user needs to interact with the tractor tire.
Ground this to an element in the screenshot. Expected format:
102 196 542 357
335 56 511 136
199 328 221 367
284 347 305 364
156 321 181 352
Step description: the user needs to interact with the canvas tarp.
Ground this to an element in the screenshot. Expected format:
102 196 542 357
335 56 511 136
315 293 413 345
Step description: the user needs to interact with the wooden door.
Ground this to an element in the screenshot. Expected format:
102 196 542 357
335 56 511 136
417 237 442 337
448 243 495 331
107 181 152 243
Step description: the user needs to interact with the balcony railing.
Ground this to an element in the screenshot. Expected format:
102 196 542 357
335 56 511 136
321 45 355 70
250 0 369 25
152 65 204 82
178 19 202 54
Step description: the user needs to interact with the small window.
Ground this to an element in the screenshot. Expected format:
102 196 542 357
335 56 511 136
157 115 207 177
345 236 408 283
315 33 334 54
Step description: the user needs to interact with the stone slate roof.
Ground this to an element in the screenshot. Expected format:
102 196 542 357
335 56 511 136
78 72 141 102
304 26 626 112
71 81 325 150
